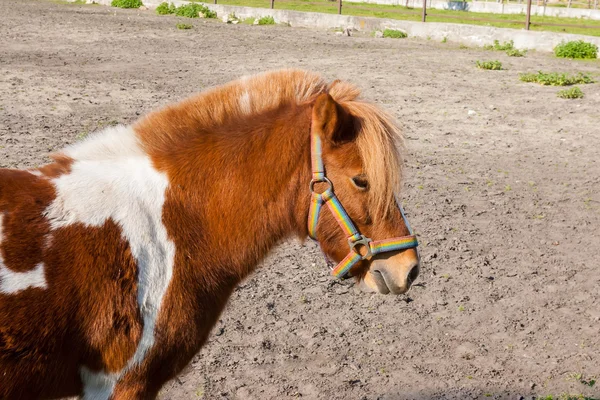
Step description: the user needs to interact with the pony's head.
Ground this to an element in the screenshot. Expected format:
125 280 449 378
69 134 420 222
308 82 419 295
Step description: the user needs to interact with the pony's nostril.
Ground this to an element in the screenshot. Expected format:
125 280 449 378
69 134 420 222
407 263 420 284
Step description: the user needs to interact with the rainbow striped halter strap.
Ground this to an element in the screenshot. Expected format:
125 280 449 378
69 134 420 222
307 131 419 279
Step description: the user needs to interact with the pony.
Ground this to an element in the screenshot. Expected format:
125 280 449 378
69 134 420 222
0 69 419 399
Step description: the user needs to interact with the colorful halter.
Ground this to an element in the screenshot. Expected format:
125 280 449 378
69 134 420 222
308 131 419 279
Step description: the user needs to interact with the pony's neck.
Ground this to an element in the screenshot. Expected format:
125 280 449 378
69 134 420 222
134 101 314 281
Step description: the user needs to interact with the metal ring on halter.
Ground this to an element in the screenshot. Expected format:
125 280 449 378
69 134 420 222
309 177 333 193
348 235 373 260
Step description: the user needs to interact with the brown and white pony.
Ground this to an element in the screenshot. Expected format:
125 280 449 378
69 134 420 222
0 69 419 399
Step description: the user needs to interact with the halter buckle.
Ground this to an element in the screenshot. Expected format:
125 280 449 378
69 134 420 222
309 177 332 193
348 235 373 260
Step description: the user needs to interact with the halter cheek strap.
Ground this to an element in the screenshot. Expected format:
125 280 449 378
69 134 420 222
308 132 419 279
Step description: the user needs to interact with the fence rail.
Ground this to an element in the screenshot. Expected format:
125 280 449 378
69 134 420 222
213 0 600 33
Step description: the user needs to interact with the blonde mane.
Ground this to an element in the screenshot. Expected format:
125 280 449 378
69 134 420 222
138 69 404 218
328 80 404 219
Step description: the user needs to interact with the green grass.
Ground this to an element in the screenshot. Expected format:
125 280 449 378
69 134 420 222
484 39 527 57
557 86 584 99
554 40 598 59
519 71 594 86
210 0 600 36
257 15 275 24
476 60 502 70
176 23 193 29
383 28 407 38
111 0 142 7
155 2 216 18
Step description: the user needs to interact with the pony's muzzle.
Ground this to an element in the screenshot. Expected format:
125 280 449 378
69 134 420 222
359 249 420 295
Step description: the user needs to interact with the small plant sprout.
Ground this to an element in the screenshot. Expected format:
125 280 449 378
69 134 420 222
569 372 597 387
557 87 584 99
383 29 407 38
476 60 502 70
554 40 598 59
484 40 514 51
176 23 192 29
442 36 448 43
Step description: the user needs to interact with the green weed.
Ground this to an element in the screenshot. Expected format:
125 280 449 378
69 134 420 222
519 71 594 86
506 48 526 57
484 39 514 51
476 60 502 70
557 87 584 99
111 0 142 8
177 3 216 18
156 1 176 14
383 28 407 38
554 40 598 59
257 15 275 25
176 23 193 29
156 2 216 18
569 373 597 387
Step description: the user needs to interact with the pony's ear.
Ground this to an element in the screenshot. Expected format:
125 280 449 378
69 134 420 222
312 93 356 145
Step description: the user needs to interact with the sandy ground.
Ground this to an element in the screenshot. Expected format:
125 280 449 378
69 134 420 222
1 1 600 399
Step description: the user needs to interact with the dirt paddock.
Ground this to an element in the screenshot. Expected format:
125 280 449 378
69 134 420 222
1 1 599 398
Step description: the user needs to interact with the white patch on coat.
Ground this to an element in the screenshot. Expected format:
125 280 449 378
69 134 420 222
45 125 176 394
80 367 118 400
0 215 48 294
0 262 48 294
238 91 252 115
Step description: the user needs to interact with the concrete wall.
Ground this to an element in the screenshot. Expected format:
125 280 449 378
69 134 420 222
345 0 600 21
201 3 600 54
74 0 600 56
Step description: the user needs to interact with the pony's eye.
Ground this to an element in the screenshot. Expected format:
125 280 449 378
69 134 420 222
351 175 369 190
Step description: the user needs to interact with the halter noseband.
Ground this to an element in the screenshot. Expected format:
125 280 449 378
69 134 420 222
307 130 419 279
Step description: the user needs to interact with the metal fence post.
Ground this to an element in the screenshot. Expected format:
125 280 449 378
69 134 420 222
422 0 426 22
271 0 274 8
525 0 532 29
338 0 342 14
